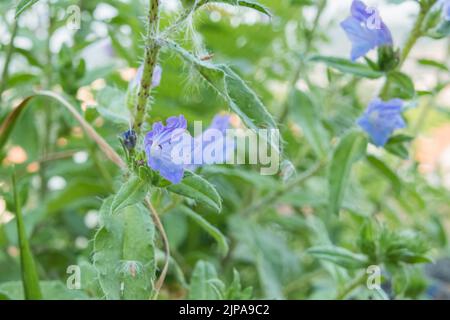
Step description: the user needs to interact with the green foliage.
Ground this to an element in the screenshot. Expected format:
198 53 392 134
1 0 449 301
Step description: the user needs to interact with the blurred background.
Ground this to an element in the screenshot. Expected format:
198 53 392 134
1 0 450 299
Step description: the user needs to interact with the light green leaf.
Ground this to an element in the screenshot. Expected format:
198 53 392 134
168 170 222 213
0 281 88 300
207 0 271 16
15 0 39 18
288 89 329 156
188 261 222 300
168 40 280 153
307 245 369 269
93 200 156 300
111 176 148 213
366 155 402 195
385 71 415 100
310 56 384 79
12 173 42 300
328 130 368 215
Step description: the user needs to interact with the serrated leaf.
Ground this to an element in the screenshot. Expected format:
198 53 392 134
168 170 222 213
328 130 368 215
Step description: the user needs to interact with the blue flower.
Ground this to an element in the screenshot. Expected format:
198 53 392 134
357 98 406 147
188 115 234 170
341 0 393 61
438 0 450 20
144 115 192 184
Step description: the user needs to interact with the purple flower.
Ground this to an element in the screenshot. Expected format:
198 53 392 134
144 115 191 184
341 0 393 61
144 114 234 183
130 65 162 90
357 98 406 147
189 115 234 170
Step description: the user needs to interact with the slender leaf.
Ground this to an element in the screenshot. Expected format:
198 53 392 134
328 130 368 215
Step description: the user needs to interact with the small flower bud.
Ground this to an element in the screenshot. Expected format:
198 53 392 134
121 129 137 151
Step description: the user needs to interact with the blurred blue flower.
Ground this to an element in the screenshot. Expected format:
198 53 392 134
341 0 393 61
188 114 234 170
121 129 137 150
144 115 191 184
130 65 162 90
357 98 406 147
438 0 450 20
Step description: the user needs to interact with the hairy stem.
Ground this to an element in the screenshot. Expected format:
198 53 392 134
133 0 161 135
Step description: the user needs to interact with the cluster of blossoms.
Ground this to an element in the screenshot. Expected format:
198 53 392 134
341 0 404 147
125 0 450 182
342 0 450 147
125 64 234 184
143 115 233 184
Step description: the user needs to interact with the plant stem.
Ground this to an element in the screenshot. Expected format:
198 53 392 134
133 0 161 135
380 1 435 98
335 271 367 300
278 0 326 124
241 161 324 215
0 19 18 101
145 198 170 299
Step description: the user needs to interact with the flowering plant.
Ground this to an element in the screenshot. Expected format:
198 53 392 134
0 0 450 301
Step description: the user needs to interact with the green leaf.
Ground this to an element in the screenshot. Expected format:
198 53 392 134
207 0 271 16
111 176 148 213
307 245 369 269
12 172 42 300
0 281 88 300
188 261 222 300
168 170 222 213
384 134 413 159
93 200 156 300
15 0 39 18
287 89 329 156
309 56 384 79
366 155 402 194
385 71 415 100
179 206 229 257
417 59 449 72
168 41 280 153
95 86 130 125
328 130 368 215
